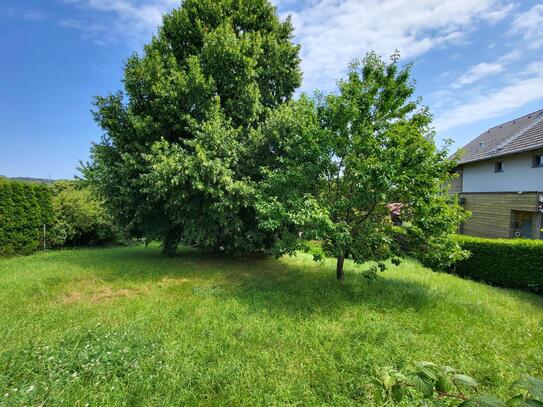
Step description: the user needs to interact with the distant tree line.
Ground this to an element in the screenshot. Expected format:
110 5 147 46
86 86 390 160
0 179 119 256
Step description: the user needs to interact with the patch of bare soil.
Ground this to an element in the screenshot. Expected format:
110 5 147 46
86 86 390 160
62 286 149 304
60 276 192 304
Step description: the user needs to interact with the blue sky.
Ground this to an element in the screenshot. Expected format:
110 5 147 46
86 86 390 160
1 0 543 179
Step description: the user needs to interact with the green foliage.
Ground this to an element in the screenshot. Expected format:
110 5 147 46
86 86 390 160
452 236 543 292
49 181 120 247
83 0 465 274
84 0 301 256
0 179 53 256
370 362 543 406
256 53 468 280
0 179 119 254
509 375 543 404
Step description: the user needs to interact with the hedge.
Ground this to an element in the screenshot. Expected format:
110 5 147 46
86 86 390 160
452 235 543 292
0 179 54 256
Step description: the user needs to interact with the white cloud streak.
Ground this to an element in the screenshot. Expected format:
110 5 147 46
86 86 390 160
435 62 543 131
62 0 513 91
452 62 505 88
23 10 48 21
61 0 178 45
282 0 512 91
63 0 542 138
509 4 543 49
432 3 543 134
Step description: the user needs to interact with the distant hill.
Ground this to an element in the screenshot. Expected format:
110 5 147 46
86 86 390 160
0 176 56 184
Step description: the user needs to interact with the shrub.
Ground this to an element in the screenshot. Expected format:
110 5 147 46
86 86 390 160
452 235 543 292
0 179 120 255
49 181 120 247
0 179 53 256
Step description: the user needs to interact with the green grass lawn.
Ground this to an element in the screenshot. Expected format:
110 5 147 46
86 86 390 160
0 246 542 406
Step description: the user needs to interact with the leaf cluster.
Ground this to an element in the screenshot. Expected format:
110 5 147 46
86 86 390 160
370 362 543 406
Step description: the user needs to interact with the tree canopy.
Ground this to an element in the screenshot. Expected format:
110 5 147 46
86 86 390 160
256 53 467 280
85 0 301 255
85 0 465 280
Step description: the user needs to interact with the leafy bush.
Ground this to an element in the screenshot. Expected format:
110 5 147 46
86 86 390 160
452 236 543 292
0 179 53 256
370 361 543 406
49 181 120 247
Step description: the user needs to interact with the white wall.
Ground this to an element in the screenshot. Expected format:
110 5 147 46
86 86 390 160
462 150 543 193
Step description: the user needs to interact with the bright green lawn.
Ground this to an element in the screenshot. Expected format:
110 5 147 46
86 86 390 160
0 245 542 406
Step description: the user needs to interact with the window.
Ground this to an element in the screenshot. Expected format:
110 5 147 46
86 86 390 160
494 161 503 173
532 154 543 168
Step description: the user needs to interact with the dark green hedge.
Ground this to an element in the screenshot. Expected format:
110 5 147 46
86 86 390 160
0 179 54 256
453 235 543 292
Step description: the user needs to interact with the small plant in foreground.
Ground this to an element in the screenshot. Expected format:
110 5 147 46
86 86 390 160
370 361 543 406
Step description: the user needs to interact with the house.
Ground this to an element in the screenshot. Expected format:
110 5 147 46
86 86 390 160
451 108 543 240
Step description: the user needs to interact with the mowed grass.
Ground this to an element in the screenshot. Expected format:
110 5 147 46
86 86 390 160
0 246 542 406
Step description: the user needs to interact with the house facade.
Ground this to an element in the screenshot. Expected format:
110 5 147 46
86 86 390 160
452 109 543 240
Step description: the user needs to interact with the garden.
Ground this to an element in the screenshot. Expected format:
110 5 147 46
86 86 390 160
1 0 542 405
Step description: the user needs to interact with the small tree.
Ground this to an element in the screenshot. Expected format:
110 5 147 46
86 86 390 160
257 53 467 281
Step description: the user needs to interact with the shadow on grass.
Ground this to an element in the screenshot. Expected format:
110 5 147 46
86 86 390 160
51 245 448 317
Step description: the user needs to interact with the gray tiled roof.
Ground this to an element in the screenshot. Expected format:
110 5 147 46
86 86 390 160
456 108 543 165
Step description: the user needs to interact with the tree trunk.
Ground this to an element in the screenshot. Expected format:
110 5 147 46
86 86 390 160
336 256 345 282
162 231 179 257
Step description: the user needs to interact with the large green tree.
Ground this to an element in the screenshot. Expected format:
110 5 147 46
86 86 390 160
85 0 301 255
256 53 467 281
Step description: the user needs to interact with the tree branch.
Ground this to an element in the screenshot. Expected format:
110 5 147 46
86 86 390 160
354 194 377 228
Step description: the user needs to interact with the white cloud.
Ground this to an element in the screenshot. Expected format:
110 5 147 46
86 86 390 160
509 4 543 49
60 0 518 96
452 62 504 88
485 2 516 23
431 3 543 134
434 62 543 131
62 0 515 90
281 0 514 92
23 10 47 21
62 0 178 45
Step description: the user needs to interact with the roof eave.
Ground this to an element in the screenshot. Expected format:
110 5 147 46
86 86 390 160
456 144 543 166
